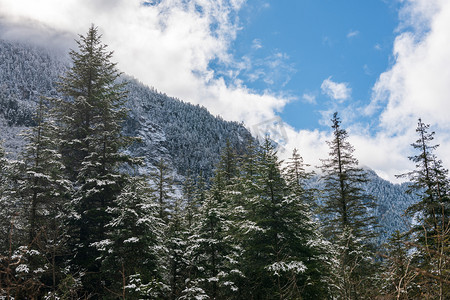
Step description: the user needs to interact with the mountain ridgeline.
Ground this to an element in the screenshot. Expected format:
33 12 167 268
0 38 418 240
0 39 251 180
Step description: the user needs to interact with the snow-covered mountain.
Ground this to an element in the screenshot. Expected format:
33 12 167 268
0 39 251 181
0 39 418 244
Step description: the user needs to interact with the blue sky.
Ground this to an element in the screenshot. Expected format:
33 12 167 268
227 0 400 131
1 0 450 182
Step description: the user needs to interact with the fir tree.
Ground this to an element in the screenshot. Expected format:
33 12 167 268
381 231 418 299
319 112 379 299
15 97 71 296
152 157 174 222
282 148 331 298
182 143 243 299
166 196 190 300
52 25 136 295
0 141 15 253
239 138 329 298
397 119 450 298
94 176 167 298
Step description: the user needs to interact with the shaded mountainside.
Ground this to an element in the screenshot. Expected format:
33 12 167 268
312 169 418 245
364 169 418 245
0 39 418 243
0 39 251 180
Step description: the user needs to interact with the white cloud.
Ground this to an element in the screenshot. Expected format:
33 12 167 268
2 0 450 184
321 77 351 101
371 0 450 132
302 93 316 104
362 0 450 181
347 30 359 38
0 0 288 129
252 38 262 49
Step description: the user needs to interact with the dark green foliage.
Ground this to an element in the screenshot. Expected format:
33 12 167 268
181 142 243 299
153 158 175 222
95 177 167 298
397 119 450 299
381 231 418 299
15 97 71 295
320 112 379 299
3 29 450 300
320 113 378 241
0 141 15 252
49 25 139 296
237 138 329 299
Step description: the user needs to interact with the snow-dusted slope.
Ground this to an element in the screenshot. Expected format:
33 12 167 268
0 39 418 244
0 39 251 180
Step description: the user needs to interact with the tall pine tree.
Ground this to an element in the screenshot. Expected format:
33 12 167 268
239 137 329 299
320 112 379 299
52 25 136 295
16 98 71 296
398 119 450 298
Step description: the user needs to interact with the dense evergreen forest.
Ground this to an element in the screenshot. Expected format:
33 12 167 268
0 26 449 299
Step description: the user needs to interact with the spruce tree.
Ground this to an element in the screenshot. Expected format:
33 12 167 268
94 176 167 298
18 98 70 244
152 157 174 222
381 231 417 299
239 138 329 299
166 196 190 300
15 98 71 296
182 143 243 299
397 119 450 298
319 112 379 299
0 141 14 252
282 148 331 298
52 25 136 294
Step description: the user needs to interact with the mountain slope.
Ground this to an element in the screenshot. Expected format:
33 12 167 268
0 39 418 244
0 39 251 180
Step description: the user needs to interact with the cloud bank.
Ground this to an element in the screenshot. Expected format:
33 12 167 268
1 0 450 183
0 0 289 128
279 0 450 182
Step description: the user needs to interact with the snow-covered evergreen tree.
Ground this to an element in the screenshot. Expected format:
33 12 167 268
380 230 418 299
0 141 15 252
319 112 380 299
94 176 168 298
237 138 329 298
49 25 137 295
181 142 243 299
152 157 175 222
397 119 450 298
14 97 71 296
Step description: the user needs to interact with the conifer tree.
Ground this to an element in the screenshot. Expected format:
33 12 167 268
94 176 167 298
282 148 331 298
52 25 136 294
15 98 71 295
381 231 417 299
18 98 69 244
166 196 190 300
182 171 198 228
153 157 174 222
239 138 329 298
319 112 379 299
398 119 450 298
0 141 14 252
182 142 243 299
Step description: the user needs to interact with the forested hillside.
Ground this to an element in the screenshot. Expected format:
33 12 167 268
1 27 448 299
0 39 251 180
